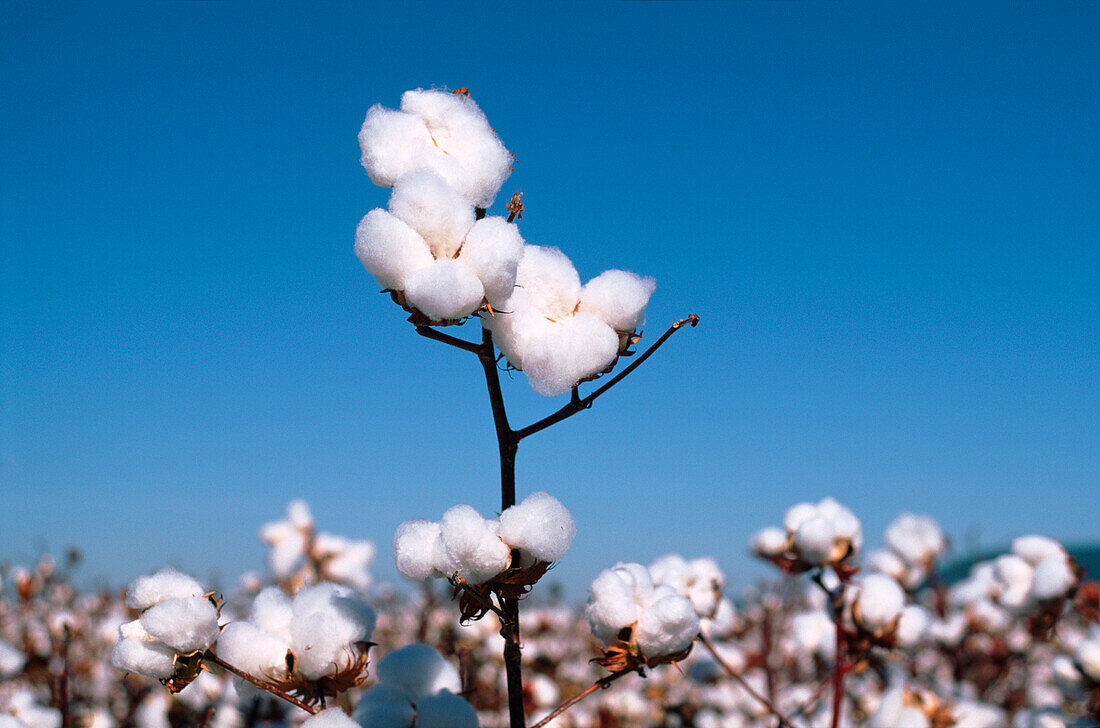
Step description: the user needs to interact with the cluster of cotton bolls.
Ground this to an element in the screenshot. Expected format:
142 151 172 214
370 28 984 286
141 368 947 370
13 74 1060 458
356 88 656 396
260 500 376 593
864 513 949 590
751 496 863 572
393 491 575 587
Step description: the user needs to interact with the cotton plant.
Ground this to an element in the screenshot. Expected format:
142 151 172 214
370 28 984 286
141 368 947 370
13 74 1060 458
352 644 478 728
260 500 377 594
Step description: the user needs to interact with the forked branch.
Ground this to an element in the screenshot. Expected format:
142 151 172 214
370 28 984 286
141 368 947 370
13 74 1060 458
528 667 639 728
203 651 317 715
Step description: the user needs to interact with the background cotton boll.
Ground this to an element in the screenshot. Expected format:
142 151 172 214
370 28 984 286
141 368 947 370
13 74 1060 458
648 554 689 593
1074 631 1100 682
586 568 643 643
388 169 475 259
402 258 486 322
354 209 435 291
438 504 510 584
358 105 432 188
579 269 656 332
300 708 360 728
316 535 376 592
393 520 444 581
855 574 906 634
895 605 931 647
783 502 818 534
215 622 290 682
0 640 26 678
375 644 461 702
353 685 417 728
126 568 206 610
458 216 524 305
792 515 836 564
250 587 294 642
515 246 583 320
139 596 220 654
522 312 620 396
497 491 576 562
416 691 480 728
750 527 789 556
634 593 700 658
109 637 176 679
1029 556 1075 601
885 513 946 566
285 500 313 529
1012 535 1068 566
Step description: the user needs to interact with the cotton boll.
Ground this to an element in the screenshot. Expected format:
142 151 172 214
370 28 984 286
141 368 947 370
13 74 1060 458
515 246 582 321
400 89 513 207
783 503 818 534
216 622 290 682
634 594 699 658
388 169 475 259
579 269 655 332
316 535 376 592
896 708 932 728
458 216 524 305
416 691 479 728
994 555 1035 610
354 209 435 291
793 515 836 565
358 105 433 188
895 605 931 647
393 520 445 581
1075 631 1100 682
1012 535 1067 566
480 288 553 370
126 568 206 610
648 555 689 593
855 574 906 635
110 637 177 679
497 491 576 563
522 312 620 396
586 567 645 643
250 587 294 642
788 611 836 660
952 700 1005 728
438 505 510 584
750 527 789 557
352 684 416 728
402 258 486 322
1030 556 1075 601
885 514 946 566
0 639 26 678
376 644 461 702
301 708 360 728
139 596 220 654
290 584 375 680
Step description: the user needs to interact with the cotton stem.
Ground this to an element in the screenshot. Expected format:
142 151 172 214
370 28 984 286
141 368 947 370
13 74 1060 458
696 631 795 728
529 668 638 728
203 651 317 716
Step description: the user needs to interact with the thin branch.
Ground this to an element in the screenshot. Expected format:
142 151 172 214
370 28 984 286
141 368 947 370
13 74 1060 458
529 668 638 728
203 651 317 716
514 314 699 441
415 325 485 355
697 632 796 728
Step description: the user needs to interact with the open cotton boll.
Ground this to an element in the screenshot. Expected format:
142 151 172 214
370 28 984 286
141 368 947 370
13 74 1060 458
289 584 375 680
1076 629 1100 682
579 270 655 333
399 88 513 208
353 685 417 728
403 258 486 322
480 288 553 371
355 209 435 291
793 515 837 565
110 636 177 679
388 168 475 259
855 574 906 634
522 312 620 396
817 497 862 549
994 554 1035 610
1012 535 1067 566
140 596 220 654
358 105 433 188
885 514 946 566
215 622 290 682
1030 555 1075 601
0 640 26 678
315 534 376 592
393 520 445 581
514 246 582 321
751 527 789 557
250 587 294 642
458 216 524 305
375 644 461 703
301 708 360 728
126 568 206 610
497 491 576 562
439 505 510 584
416 691 479 728
634 593 699 658
648 555 689 593
783 502 818 533
586 567 645 643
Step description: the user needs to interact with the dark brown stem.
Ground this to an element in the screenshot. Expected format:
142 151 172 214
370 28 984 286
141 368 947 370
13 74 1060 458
529 668 637 728
810 575 848 728
415 325 484 354
450 576 512 623
514 314 700 441
204 651 317 715
697 632 795 728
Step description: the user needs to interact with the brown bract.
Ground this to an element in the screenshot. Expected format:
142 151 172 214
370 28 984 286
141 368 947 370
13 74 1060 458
269 640 375 707
452 560 554 624
591 625 693 672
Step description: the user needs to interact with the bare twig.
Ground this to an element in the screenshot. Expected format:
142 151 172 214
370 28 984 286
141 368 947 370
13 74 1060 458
697 631 795 728
415 325 484 354
529 668 638 728
203 651 317 716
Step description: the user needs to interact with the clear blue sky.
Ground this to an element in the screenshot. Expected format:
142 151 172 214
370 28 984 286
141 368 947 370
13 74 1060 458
2 2 1097 597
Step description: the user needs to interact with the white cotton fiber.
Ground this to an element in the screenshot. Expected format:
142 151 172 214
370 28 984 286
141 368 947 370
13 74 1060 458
358 105 433 188
648 555 689 593
375 644 461 702
793 516 837 565
438 505 510 584
126 568 206 610
458 216 524 305
388 168 475 259
289 584 375 680
480 288 553 371
855 574 906 634
1012 535 1067 566
393 520 444 581
1030 556 1075 601
285 500 313 529
403 258 486 322
354 209 435 291
301 708 361 728
250 587 294 642
586 568 643 643
522 312 620 396
110 637 177 679
316 535 376 593
514 246 582 321
139 596 220 654
895 605 931 647
498 491 576 563
416 691 479 728
884 513 946 566
633 592 699 658
0 640 26 678
783 502 818 534
215 622 290 681
353 685 417 728
751 527 789 557
400 89 513 207
1076 629 1100 682
579 269 655 332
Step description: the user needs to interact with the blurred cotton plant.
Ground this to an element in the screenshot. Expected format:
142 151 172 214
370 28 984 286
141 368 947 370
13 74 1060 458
260 501 377 594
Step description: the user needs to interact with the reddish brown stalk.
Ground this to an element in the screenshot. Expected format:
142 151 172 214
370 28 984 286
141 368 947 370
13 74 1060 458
697 631 795 728
529 668 637 728
203 651 317 715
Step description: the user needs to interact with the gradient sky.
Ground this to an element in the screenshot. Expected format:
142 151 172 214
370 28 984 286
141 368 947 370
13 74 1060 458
2 2 1097 598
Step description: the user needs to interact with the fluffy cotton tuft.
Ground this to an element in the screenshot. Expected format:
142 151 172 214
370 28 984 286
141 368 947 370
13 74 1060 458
520 312 620 396
513 246 582 321
750 527 789 557
358 105 433 188
289 584 376 681
353 644 476 728
215 622 291 683
139 596 220 654
388 169 475 260
458 216 524 305
854 574 906 635
126 568 206 610
633 592 700 657
497 491 576 563
393 520 445 581
586 562 698 660
110 634 177 679
416 692 479 728
438 505 511 585
884 513 946 566
301 709 360 728
354 209 435 291
375 644 461 702
402 258 486 322
1030 556 1076 601
579 269 655 332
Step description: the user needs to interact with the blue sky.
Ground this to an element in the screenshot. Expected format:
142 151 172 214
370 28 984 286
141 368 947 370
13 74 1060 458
2 2 1097 598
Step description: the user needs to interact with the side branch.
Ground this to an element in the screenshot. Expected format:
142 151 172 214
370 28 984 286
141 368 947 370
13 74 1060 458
203 651 317 716
529 668 638 728
514 314 700 441
415 325 485 355
696 632 795 728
